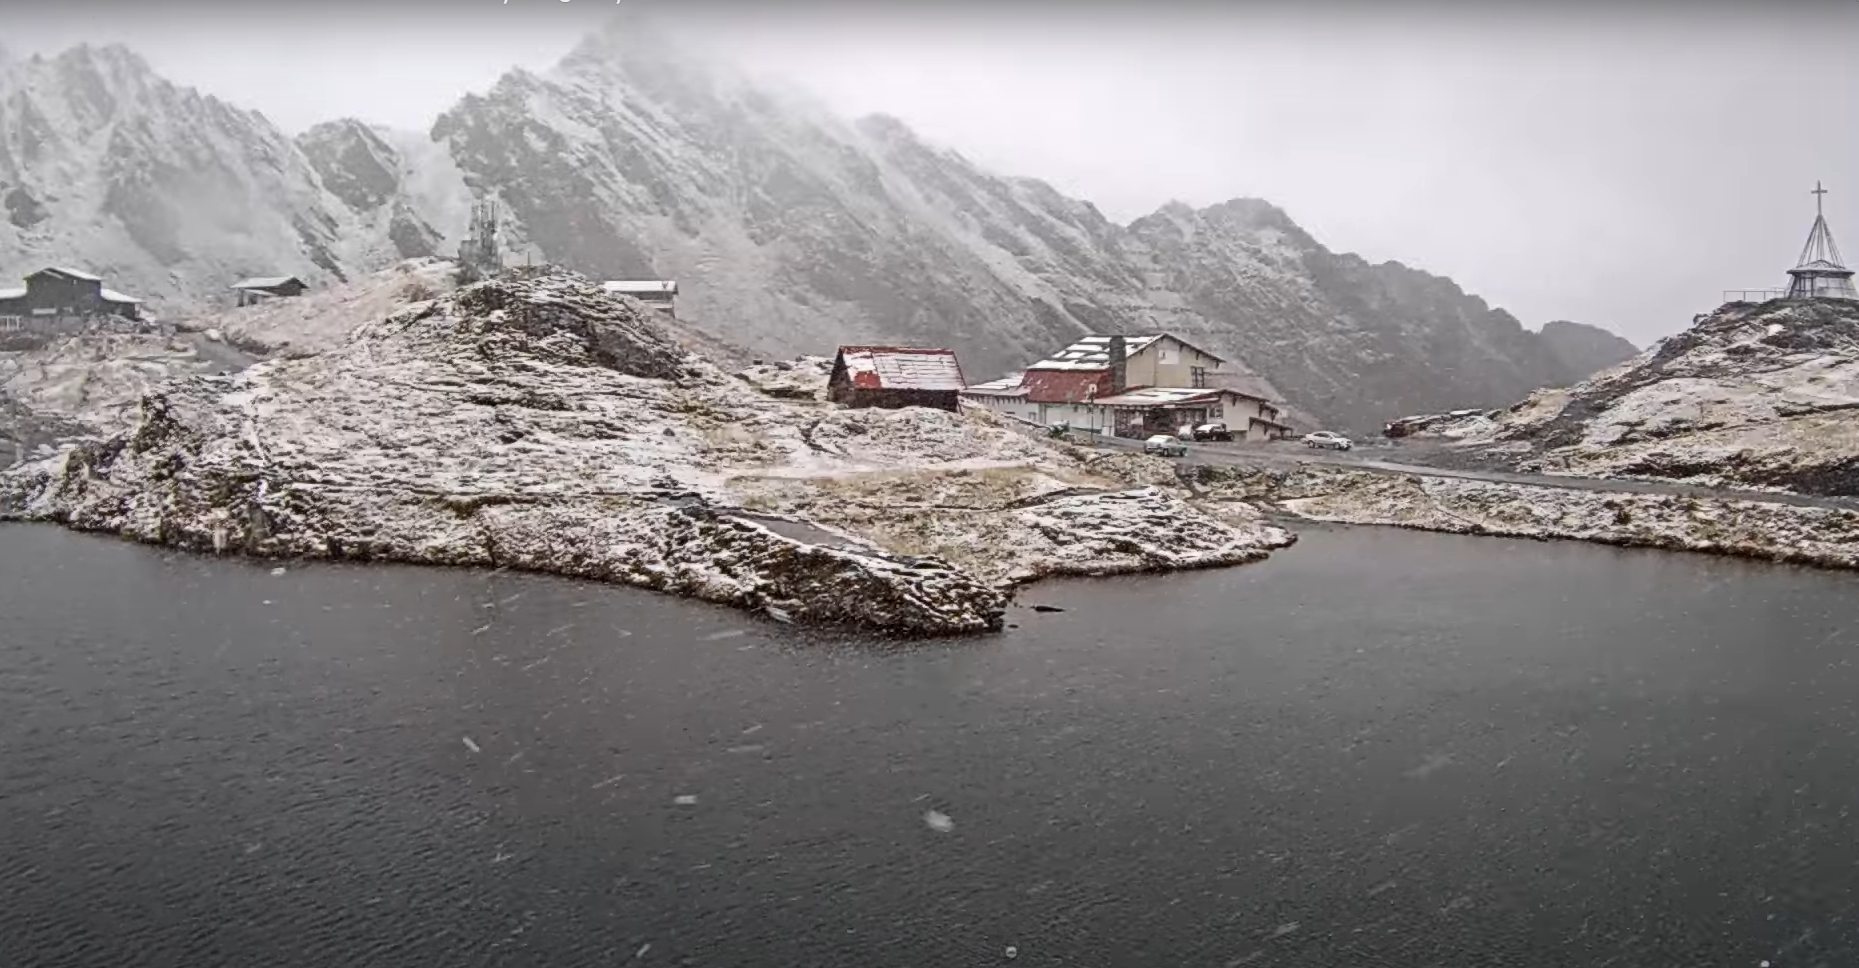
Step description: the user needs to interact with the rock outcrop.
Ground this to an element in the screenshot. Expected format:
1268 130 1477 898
733 356 833 401
1406 298 1859 497
0 266 1294 635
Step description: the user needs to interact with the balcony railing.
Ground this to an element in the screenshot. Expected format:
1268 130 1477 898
1722 289 1786 303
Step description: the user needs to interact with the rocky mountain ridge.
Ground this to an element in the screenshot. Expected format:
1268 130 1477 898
1 23 1635 430
0 45 443 308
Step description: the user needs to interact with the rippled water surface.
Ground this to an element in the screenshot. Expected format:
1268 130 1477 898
5 522 1859 967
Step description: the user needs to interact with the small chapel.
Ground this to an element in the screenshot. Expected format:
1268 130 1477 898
1783 181 1857 300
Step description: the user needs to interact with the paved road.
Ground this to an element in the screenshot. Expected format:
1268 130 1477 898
1084 433 1859 512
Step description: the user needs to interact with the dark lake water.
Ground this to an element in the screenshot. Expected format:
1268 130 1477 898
5 522 1859 967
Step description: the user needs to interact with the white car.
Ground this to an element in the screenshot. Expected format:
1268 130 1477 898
1143 434 1188 457
1302 430 1354 451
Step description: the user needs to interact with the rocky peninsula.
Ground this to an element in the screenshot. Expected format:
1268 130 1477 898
0 265 1293 636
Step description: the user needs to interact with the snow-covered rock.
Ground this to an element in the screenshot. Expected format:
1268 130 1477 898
1432 299 1859 496
728 467 1293 587
0 266 1294 634
734 355 832 401
0 326 259 461
1210 463 1859 571
0 260 455 465
198 258 463 355
1384 408 1504 442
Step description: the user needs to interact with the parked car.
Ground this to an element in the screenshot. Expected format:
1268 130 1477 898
1143 434 1188 457
1192 422 1232 442
1302 430 1354 451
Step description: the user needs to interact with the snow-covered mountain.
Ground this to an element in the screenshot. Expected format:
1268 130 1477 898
0 45 453 313
295 118 472 262
425 17 1633 429
0 20 1636 429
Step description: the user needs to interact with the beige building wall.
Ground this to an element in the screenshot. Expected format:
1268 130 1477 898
1126 336 1225 389
1224 396 1290 441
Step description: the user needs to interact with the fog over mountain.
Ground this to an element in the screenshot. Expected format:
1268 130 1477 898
9 2 1857 428
10 0 1855 349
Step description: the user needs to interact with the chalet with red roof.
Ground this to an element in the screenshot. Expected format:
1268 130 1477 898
957 332 1294 441
826 345 968 412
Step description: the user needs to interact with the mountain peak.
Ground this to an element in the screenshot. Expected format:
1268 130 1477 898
855 112 917 141
53 43 154 80
556 8 686 77
299 118 400 211
1200 197 1299 233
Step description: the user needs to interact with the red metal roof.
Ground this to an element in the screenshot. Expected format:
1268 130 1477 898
1021 368 1115 404
835 346 968 391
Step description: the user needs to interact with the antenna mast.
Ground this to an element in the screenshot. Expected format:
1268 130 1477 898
457 199 505 282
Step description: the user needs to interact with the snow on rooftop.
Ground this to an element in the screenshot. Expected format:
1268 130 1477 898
837 345 967 391
42 266 103 282
0 287 24 300
231 276 303 290
1094 387 1229 407
100 288 141 304
1026 334 1164 371
1026 332 1230 371
962 374 1028 396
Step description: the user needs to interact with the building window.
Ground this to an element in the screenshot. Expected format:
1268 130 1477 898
1190 366 1207 388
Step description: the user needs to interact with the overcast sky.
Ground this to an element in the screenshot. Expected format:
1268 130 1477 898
8 0 1858 347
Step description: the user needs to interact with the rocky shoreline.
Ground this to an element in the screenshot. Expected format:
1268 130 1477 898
1203 463 1859 571
0 266 1297 636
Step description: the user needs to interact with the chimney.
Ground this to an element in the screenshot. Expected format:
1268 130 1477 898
1107 334 1127 394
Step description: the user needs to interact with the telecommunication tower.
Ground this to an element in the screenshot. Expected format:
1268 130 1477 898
457 199 505 282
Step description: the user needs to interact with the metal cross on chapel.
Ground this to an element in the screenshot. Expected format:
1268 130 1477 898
1814 180 1829 217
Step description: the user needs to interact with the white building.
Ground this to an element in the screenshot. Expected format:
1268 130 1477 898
957 373 1037 423
601 280 679 317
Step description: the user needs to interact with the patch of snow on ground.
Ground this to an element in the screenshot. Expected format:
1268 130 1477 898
195 259 462 355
